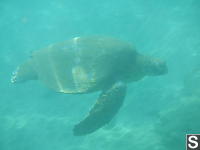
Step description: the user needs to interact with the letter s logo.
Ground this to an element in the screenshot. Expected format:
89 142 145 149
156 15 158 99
188 136 198 149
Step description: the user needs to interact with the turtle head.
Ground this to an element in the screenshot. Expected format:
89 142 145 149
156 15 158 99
139 55 168 76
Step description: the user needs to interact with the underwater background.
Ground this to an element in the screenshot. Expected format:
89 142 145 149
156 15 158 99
0 0 200 149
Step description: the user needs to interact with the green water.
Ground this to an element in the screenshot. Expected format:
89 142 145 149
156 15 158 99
0 0 200 150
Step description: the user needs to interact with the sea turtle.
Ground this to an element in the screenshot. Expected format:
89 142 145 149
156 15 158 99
11 36 168 136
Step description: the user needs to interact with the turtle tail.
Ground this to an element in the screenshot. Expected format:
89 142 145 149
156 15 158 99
11 59 37 83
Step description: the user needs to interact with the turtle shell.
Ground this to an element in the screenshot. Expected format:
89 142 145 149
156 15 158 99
31 36 137 93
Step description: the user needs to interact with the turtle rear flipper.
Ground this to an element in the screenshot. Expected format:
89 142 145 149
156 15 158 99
11 59 37 83
73 81 126 136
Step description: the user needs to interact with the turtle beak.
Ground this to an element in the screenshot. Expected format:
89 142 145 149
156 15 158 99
143 58 168 76
149 59 168 76
154 60 168 75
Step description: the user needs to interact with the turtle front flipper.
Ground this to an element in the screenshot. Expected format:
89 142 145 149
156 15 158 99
73 81 126 136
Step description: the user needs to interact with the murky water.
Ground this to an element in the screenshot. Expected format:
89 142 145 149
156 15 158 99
0 0 200 149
